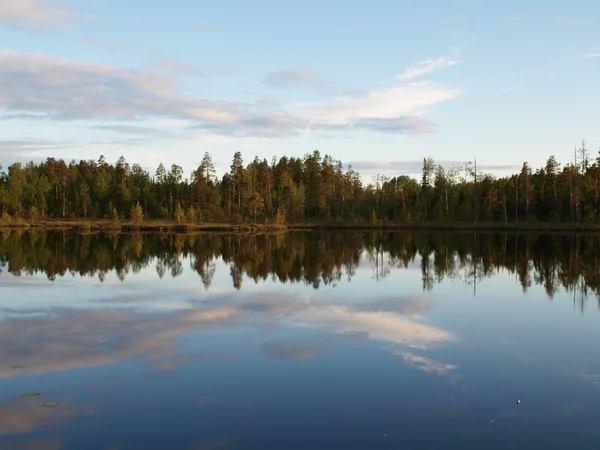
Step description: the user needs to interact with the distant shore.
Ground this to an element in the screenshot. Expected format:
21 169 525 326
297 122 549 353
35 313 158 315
2 219 600 233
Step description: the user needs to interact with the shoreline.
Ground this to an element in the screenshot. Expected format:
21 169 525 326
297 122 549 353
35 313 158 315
1 220 600 233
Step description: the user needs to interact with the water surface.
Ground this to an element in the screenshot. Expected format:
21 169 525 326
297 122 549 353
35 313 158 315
1 231 600 449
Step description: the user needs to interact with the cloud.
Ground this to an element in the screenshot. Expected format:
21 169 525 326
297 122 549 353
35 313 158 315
263 69 328 92
0 138 79 165
317 115 436 134
0 49 459 140
0 0 78 30
396 56 460 80
0 138 75 151
292 82 457 132
0 49 242 123
95 125 173 137
347 160 521 175
581 52 600 59
197 23 212 32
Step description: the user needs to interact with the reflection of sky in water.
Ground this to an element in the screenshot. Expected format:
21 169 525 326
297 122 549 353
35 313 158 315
2 248 600 449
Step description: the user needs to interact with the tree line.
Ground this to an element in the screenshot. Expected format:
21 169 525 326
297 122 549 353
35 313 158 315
1 230 599 307
1 141 599 225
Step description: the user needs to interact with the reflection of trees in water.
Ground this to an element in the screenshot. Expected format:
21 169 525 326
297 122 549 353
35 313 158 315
1 230 600 305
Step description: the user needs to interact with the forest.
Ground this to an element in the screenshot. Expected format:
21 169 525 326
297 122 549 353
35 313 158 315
1 141 599 227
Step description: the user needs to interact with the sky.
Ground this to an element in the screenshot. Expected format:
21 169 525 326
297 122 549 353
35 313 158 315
0 0 599 180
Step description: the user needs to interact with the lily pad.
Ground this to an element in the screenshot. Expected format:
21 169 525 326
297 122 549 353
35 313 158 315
20 392 41 398
40 402 61 408
11 365 25 369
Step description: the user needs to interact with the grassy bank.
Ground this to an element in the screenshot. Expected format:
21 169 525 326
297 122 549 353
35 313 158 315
0 219 287 233
2 219 600 233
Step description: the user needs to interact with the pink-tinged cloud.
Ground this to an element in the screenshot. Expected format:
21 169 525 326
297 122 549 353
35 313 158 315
0 49 459 140
0 0 79 30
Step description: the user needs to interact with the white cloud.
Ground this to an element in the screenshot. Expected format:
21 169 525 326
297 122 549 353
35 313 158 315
0 0 78 30
581 52 600 59
0 49 460 148
292 82 457 131
396 56 461 80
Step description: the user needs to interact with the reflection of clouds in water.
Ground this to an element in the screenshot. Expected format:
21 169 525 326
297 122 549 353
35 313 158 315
0 292 456 379
355 296 432 315
582 374 600 386
263 338 331 361
394 351 457 374
291 307 454 350
0 306 245 379
0 399 76 436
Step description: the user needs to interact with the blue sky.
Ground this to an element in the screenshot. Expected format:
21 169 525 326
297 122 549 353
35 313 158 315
0 0 598 179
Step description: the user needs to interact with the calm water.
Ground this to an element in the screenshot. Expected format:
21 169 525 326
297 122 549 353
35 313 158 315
1 231 600 449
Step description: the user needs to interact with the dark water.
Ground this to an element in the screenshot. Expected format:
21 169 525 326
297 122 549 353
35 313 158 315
1 230 600 450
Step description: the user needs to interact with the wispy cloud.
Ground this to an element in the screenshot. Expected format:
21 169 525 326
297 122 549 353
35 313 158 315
581 52 600 59
95 125 174 137
0 0 82 31
0 49 240 123
291 81 457 134
263 69 329 93
396 56 461 80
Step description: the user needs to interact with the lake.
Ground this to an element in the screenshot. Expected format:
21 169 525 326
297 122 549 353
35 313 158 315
1 230 600 449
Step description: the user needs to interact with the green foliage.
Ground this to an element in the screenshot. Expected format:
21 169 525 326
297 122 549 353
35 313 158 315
186 206 197 224
130 202 144 227
28 206 40 224
111 207 121 229
174 202 185 225
275 205 287 225
1 211 13 225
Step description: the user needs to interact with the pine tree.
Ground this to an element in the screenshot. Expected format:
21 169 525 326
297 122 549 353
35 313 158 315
130 202 144 227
